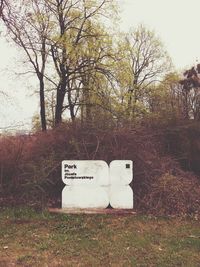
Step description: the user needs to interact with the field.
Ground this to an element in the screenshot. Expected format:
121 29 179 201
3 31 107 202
0 208 199 267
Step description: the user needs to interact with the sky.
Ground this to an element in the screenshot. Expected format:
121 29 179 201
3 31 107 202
1 0 200 131
120 0 200 69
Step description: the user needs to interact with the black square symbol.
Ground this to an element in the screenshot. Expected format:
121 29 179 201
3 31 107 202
126 164 130 169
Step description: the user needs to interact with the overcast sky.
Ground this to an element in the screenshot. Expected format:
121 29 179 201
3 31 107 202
1 0 200 131
120 0 200 69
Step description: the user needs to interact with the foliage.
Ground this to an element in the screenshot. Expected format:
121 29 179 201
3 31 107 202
164 122 200 175
146 72 183 120
0 0 118 128
1 1 175 128
0 122 200 216
113 25 172 121
179 64 200 120
0 1 200 217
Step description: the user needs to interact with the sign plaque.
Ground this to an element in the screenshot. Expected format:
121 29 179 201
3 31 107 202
62 160 133 209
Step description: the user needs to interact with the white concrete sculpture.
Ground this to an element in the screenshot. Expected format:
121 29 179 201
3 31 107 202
62 160 133 209
62 160 109 186
109 160 133 209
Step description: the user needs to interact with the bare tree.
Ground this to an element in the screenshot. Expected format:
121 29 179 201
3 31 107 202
46 0 116 125
120 25 172 119
1 0 118 127
1 0 52 131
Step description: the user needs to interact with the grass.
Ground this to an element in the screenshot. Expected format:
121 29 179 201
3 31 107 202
0 208 199 266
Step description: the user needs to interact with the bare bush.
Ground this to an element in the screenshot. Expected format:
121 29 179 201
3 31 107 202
0 123 200 215
141 172 200 215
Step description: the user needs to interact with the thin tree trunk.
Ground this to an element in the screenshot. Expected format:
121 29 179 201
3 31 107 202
83 81 92 124
68 88 75 122
55 89 65 126
55 76 69 126
39 76 47 131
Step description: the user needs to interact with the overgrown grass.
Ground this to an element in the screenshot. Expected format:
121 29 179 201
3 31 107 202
0 207 199 266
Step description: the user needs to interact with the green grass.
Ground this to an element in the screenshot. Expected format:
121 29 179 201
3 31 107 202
0 208 199 267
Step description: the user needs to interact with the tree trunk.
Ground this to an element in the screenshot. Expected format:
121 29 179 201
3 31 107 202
84 85 92 124
183 90 190 120
39 77 47 131
55 89 65 126
55 76 70 126
127 89 133 118
68 88 75 122
127 79 138 120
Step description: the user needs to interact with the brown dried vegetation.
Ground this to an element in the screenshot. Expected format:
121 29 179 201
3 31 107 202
0 122 200 216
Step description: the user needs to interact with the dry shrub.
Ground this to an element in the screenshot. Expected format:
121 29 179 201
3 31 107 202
0 135 25 194
0 122 200 215
164 122 200 176
141 172 200 215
